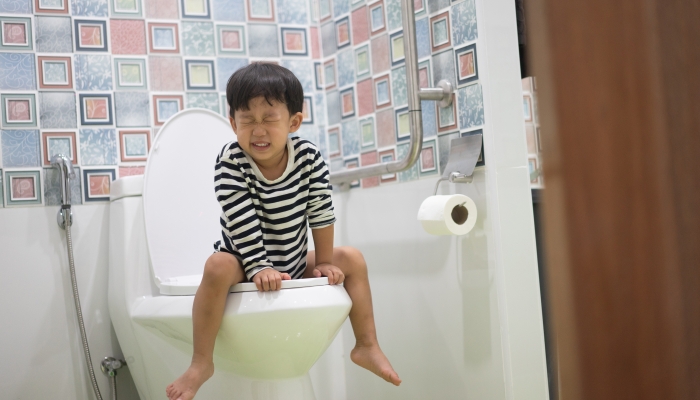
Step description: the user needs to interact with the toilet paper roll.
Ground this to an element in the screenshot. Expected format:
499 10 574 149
417 194 477 235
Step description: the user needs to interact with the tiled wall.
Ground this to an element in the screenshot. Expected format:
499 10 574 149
0 0 485 207
522 76 543 188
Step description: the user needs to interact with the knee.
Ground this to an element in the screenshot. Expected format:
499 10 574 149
337 246 366 274
203 253 241 283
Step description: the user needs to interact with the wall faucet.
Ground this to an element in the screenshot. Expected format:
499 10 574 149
51 154 74 228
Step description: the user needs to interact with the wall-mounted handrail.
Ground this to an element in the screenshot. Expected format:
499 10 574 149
328 0 452 188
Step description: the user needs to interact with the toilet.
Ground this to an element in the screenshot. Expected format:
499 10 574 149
107 109 352 400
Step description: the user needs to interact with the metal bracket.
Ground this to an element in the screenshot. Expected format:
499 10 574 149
101 357 126 377
418 79 454 108
433 133 483 195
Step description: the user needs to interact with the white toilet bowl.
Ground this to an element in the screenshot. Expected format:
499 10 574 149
107 109 351 400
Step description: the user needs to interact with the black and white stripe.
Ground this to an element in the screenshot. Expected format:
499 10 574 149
213 137 335 280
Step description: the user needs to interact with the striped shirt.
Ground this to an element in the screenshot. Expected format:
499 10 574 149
213 136 335 280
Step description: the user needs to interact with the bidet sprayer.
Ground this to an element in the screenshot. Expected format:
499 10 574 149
51 154 75 229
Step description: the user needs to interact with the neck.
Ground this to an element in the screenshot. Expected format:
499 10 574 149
256 143 288 180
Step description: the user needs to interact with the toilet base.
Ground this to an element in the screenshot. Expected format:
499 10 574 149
198 372 316 400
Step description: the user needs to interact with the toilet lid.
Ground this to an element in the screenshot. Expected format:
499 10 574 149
143 109 235 286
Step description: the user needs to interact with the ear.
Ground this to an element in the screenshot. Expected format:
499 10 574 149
288 112 304 133
228 116 238 133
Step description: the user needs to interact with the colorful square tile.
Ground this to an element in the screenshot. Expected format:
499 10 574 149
42 131 78 165
340 87 355 118
148 23 179 53
333 0 349 18
321 21 336 57
378 148 396 182
111 0 142 16
528 157 539 183
430 11 451 52
354 44 371 80
181 0 210 18
396 142 418 182
426 0 447 14
35 16 72 53
432 48 455 87
217 57 248 91
145 0 178 18
44 166 82 206
277 0 307 24
523 94 532 121
1 129 40 167
247 24 279 57
370 34 389 74
72 0 109 16
4 170 41 206
295 124 318 144
351 6 369 45
525 123 537 154
74 20 108 51
186 92 220 112
437 131 458 175
359 115 374 148
437 95 457 133
314 61 323 90
356 78 373 117
281 27 307 56
219 94 229 117
115 92 149 127
184 60 215 90
323 58 336 89
119 165 145 176
316 125 327 159
373 74 391 109
149 56 183 91
119 129 150 161
337 49 354 87
341 118 360 157
114 58 147 90
182 21 215 56
79 94 113 125
360 150 379 188
415 17 430 59
343 157 360 188
327 127 341 157
302 96 313 124
38 56 72 89
329 157 344 172
375 107 394 147
451 0 477 46
39 92 77 129
82 167 115 202
0 0 32 14
152 95 183 125
318 0 331 22
390 31 404 66
461 128 485 167
391 65 407 107
368 1 385 35
419 139 437 175
2 94 36 128
79 128 117 165
110 19 146 55
385 0 401 31
74 54 112 90
418 59 430 88
0 52 35 90
212 0 244 21
336 17 351 49
217 24 245 55
0 170 3 207
0 18 32 51
246 0 274 21
419 99 437 138
394 106 409 141
413 0 425 15
457 83 484 129
326 90 340 125
310 26 320 59
455 43 478 86
314 93 325 125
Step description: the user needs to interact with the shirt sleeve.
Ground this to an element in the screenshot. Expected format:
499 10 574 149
214 147 273 280
305 146 336 229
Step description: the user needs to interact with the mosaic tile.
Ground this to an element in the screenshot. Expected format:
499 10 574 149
351 6 369 45
0 169 3 207
119 129 149 161
114 58 147 90
247 0 275 21
152 94 183 125
316 125 328 160
0 17 32 51
148 22 179 53
80 128 117 165
326 90 340 126
437 95 457 133
396 142 418 181
368 1 385 35
426 0 448 15
385 0 401 32
355 44 370 80
0 0 31 14
213 0 244 21
421 100 437 138
119 166 145 176
41 131 78 166
74 20 108 51
111 0 143 19
310 26 320 58
455 43 478 86
74 55 112 91
216 25 246 56
1 129 40 167
391 65 407 106
375 107 394 147
329 157 344 172
248 24 279 57
336 49 355 88
149 56 183 91
72 0 109 16
335 17 351 49
419 139 438 176
39 92 77 129
437 131 458 175
327 126 340 157
356 78 373 117
277 0 307 24
321 21 336 57
110 20 146 55
281 27 307 56
281 59 313 93
415 17 430 59
115 92 149 127
185 60 215 90
38 56 72 90
451 0 477 46
4 170 41 206
359 115 374 148
341 118 360 157
82 167 115 202
186 92 220 112
323 58 336 89
378 149 396 183
295 124 318 145
374 74 391 108
44 166 82 205
360 150 379 188
1 93 36 128
181 0 211 18
430 11 451 53
216 57 248 91
340 87 355 118
370 34 389 74
432 49 455 87
389 30 404 66
395 106 410 142
314 93 325 125
182 22 215 56
333 0 349 18
0 53 35 90
79 93 113 125
145 0 178 18
457 83 484 130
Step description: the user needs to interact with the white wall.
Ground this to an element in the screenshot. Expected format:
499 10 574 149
0 204 140 400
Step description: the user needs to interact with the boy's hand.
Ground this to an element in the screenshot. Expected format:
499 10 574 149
253 268 291 291
312 263 345 285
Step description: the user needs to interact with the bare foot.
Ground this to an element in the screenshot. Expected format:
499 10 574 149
165 362 214 400
350 344 401 386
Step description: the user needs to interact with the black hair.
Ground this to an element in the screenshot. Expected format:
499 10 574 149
225 62 304 118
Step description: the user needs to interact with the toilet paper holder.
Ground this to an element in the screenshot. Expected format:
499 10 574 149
433 133 483 195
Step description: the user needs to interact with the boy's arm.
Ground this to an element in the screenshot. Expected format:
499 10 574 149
311 224 334 266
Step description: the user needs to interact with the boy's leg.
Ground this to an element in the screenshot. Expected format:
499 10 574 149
166 252 245 400
304 247 401 386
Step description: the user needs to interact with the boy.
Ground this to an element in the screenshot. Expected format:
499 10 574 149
166 63 401 400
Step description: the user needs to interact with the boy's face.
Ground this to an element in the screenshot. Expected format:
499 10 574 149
229 96 303 166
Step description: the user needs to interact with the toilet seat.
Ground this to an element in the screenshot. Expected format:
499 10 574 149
159 276 330 295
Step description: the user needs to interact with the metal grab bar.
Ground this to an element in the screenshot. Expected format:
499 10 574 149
328 0 453 188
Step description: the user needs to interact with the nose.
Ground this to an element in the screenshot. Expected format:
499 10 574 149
252 125 266 136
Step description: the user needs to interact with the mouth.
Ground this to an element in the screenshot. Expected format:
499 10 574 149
251 142 271 149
